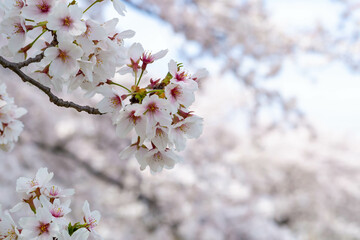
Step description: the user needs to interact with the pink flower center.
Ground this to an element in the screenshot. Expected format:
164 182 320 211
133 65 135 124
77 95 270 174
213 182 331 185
62 17 73 27
51 207 64 218
15 0 24 8
141 52 154 65
153 152 163 162
28 179 39 188
86 216 97 229
110 95 122 107
49 186 60 197
170 86 181 99
36 2 50 13
175 72 186 82
156 128 164 137
57 49 69 63
38 222 50 234
146 102 158 114
14 23 25 34
128 58 141 73
6 227 17 239
128 111 141 125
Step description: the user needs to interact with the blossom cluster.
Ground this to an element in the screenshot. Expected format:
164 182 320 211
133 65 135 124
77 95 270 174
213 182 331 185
0 82 26 152
0 0 207 173
0 168 102 240
115 52 207 173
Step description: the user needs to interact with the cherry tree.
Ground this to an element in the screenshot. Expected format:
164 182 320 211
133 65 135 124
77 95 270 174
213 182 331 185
0 0 206 239
1 0 360 240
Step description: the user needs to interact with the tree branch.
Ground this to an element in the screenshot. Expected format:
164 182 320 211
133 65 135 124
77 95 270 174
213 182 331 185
0 55 102 115
35 141 125 189
35 141 154 204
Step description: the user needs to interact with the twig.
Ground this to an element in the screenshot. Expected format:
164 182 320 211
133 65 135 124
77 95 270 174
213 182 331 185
0 55 102 115
17 38 58 68
16 51 46 68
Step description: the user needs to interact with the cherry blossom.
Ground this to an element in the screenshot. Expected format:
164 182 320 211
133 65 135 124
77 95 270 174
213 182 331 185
0 82 26 152
19 207 59 239
135 94 172 132
0 0 206 175
0 211 19 240
1 169 103 239
46 3 86 37
169 115 203 151
16 167 53 194
165 82 195 113
116 104 147 140
43 185 75 199
141 148 182 173
118 42 144 75
21 0 56 22
0 16 26 54
44 40 83 79
112 0 127 16
82 201 102 239
168 59 198 90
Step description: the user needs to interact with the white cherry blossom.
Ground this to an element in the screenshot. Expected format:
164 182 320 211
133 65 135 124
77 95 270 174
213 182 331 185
165 82 195 113
169 115 203 151
141 148 182 173
16 167 54 194
149 124 170 151
116 104 147 141
135 94 172 134
112 0 127 16
21 0 56 22
96 86 123 118
40 196 71 225
44 41 83 79
3 169 103 239
82 200 101 237
0 211 19 240
43 185 75 199
118 42 144 75
168 59 198 90
46 3 86 37
19 207 59 240
0 16 26 54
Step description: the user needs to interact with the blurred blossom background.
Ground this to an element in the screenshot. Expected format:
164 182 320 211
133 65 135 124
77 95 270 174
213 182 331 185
2 0 360 239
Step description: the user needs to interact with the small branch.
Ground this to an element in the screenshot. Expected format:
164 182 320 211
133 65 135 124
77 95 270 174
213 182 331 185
0 55 102 115
17 38 58 68
16 51 46 68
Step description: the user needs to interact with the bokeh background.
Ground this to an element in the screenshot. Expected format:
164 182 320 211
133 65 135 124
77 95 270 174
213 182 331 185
2 0 360 239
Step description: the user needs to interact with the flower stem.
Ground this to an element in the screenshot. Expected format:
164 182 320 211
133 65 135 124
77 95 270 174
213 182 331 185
107 81 131 93
146 89 164 94
30 29 47 47
134 71 138 85
83 0 101 13
136 69 145 86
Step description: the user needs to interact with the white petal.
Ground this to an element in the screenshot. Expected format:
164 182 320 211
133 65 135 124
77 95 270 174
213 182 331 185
112 0 126 16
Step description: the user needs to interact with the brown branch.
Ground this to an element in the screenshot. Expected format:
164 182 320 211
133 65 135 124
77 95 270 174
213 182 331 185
17 38 58 68
16 51 46 68
35 141 124 189
0 55 102 115
35 141 155 206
